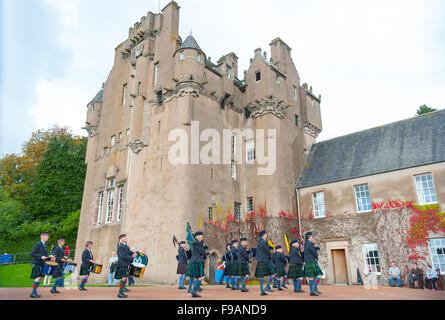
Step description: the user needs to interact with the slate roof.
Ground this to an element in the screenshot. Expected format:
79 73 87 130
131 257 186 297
178 35 203 52
296 110 445 189
89 87 104 104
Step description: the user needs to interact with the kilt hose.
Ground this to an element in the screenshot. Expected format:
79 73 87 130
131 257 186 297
186 262 204 278
287 264 304 279
275 266 287 278
304 262 323 278
176 263 187 275
255 261 275 278
114 264 130 280
79 264 91 276
30 264 44 279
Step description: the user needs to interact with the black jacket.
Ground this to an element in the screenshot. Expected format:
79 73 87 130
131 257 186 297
255 238 271 263
289 246 303 265
117 243 134 267
303 240 318 264
222 249 232 266
231 246 239 263
30 241 48 266
53 246 66 265
238 245 249 263
273 251 287 268
81 248 94 268
190 240 206 263
178 246 188 264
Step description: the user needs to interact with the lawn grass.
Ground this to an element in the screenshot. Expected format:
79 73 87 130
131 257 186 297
0 263 33 287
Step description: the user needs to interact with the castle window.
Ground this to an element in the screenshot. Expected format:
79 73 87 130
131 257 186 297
154 63 159 86
414 173 437 205
116 186 125 222
235 202 241 221
91 104 95 112
157 91 163 106
428 238 445 273
232 134 237 155
231 162 237 180
255 71 261 82
208 207 213 220
108 178 116 188
295 115 299 127
106 189 115 223
247 197 254 214
126 129 130 136
312 192 326 218
137 82 142 95
220 98 225 110
362 243 381 274
122 84 127 105
246 140 255 164
179 51 184 61
97 192 104 225
293 86 298 100
197 54 201 62
226 66 231 79
354 184 372 213
244 108 251 119
110 135 116 147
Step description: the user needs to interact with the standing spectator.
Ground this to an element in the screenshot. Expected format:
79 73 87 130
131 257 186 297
409 263 422 288
107 252 118 287
424 264 439 291
388 262 402 287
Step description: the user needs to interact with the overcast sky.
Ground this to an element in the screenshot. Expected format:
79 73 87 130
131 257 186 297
1 0 444 155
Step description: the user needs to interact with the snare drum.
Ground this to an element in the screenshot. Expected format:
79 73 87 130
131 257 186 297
129 263 145 278
90 263 103 274
42 261 59 275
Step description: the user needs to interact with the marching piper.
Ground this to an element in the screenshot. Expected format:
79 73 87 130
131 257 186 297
187 231 207 298
79 240 96 291
176 241 188 290
303 232 323 296
288 239 304 293
29 232 53 298
230 240 241 290
272 245 287 291
254 230 276 296
221 243 232 288
50 238 71 294
238 238 250 292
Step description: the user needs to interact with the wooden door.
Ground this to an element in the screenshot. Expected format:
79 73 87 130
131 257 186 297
332 249 348 284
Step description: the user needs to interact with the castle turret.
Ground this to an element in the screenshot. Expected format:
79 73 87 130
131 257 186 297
173 34 206 84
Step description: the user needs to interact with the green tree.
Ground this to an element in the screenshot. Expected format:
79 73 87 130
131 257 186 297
416 104 438 116
28 134 87 218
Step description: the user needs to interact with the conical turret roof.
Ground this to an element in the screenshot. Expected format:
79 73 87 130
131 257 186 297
178 34 203 52
89 84 104 104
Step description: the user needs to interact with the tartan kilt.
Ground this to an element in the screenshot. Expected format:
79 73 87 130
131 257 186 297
30 264 43 279
79 264 90 276
114 264 130 280
287 264 304 279
176 263 187 275
275 266 287 278
187 262 204 278
231 263 244 277
255 261 274 278
52 264 65 278
241 263 251 276
223 264 232 276
304 262 323 278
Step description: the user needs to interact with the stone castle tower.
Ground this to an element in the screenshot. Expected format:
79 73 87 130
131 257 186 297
75 1 322 284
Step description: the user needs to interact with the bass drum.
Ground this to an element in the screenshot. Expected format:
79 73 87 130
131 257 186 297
129 263 146 278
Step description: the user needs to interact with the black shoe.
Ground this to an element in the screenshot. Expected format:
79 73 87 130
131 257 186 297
314 289 322 294
30 293 41 298
196 288 203 292
277 287 284 291
241 287 249 292
310 292 319 296
226 285 231 288
117 292 128 298
294 288 304 293
282 285 288 289
179 286 186 290
261 292 268 296
273 285 277 288
50 289 61 294
191 292 201 298
265 287 274 292
79 287 87 291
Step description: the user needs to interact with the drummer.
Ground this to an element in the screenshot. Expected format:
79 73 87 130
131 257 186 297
30 231 54 298
115 234 146 298
51 238 71 294
79 241 97 291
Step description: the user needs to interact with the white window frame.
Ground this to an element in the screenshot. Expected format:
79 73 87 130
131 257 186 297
106 189 115 223
154 63 159 86
293 85 298 100
226 66 231 79
110 136 116 147
232 134 237 155
197 54 201 62
97 192 104 225
179 51 184 61
362 243 381 274
122 84 127 105
312 192 326 218
116 186 124 222
247 197 254 214
246 139 255 164
414 173 438 205
91 104 95 112
354 184 372 213
235 202 241 221
231 162 237 180
428 238 445 274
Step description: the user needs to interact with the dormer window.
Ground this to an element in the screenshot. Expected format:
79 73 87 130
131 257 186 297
179 51 184 61
255 71 261 82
